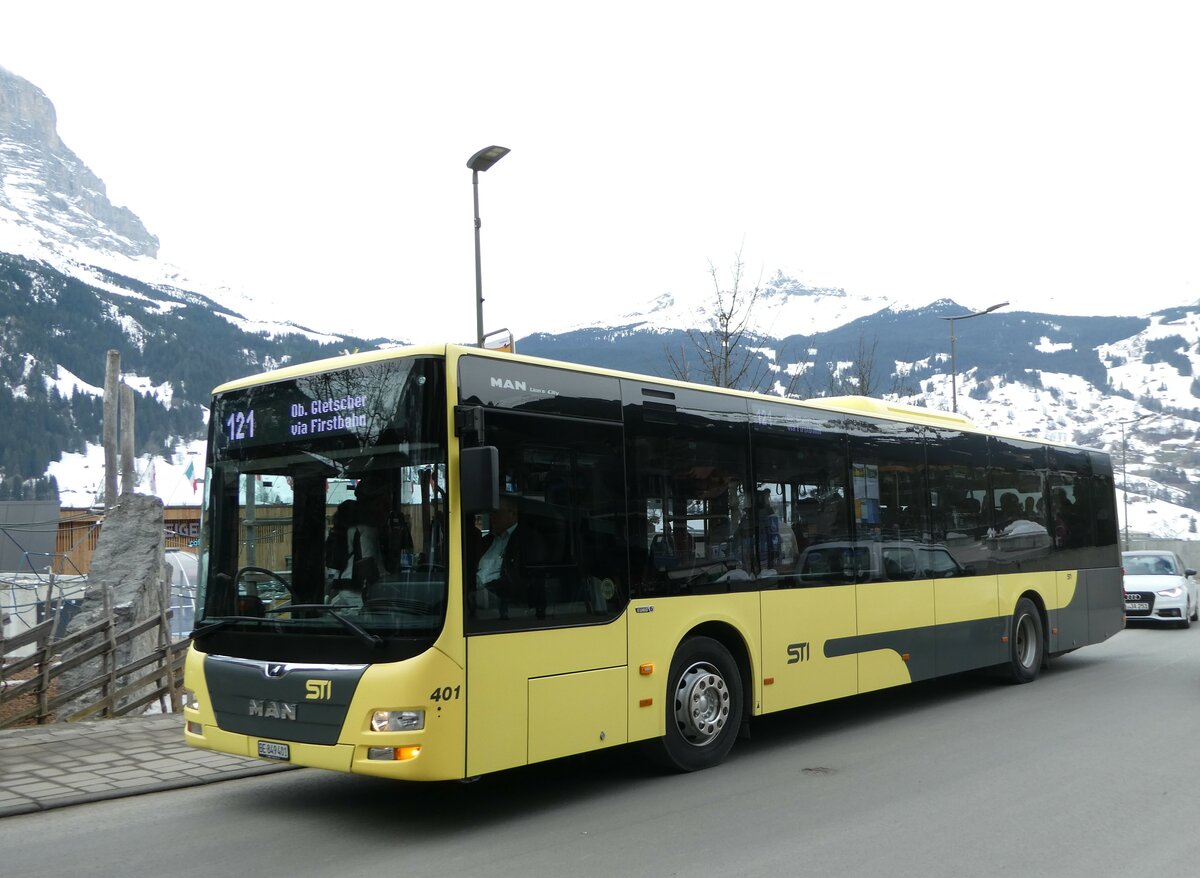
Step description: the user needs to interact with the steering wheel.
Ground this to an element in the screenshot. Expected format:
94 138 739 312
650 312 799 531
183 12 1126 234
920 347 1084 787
233 565 292 594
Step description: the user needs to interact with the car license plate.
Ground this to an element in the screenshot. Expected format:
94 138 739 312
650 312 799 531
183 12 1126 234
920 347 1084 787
1125 602 1150 611
257 740 290 761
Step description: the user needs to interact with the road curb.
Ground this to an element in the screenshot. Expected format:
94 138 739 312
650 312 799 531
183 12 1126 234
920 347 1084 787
0 762 300 818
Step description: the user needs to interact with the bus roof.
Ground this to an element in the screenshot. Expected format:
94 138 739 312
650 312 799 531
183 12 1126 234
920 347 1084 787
211 342 1095 454
210 343 449 394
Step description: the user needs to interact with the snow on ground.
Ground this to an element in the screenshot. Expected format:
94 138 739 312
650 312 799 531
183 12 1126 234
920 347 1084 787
43 363 103 398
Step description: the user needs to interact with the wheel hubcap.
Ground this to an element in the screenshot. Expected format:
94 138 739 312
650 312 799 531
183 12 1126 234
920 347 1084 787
1014 613 1037 668
673 661 730 747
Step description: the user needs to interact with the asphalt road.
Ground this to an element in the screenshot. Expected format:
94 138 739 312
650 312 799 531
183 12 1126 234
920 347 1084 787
4 624 1198 878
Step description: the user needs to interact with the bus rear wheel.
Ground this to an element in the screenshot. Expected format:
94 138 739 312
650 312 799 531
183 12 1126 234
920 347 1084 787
1005 597 1044 684
657 636 743 772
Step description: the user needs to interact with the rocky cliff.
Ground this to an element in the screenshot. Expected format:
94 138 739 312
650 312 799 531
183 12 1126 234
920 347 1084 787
0 65 158 259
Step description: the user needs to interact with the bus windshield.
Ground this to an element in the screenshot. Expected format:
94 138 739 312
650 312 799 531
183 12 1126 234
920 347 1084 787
194 355 448 658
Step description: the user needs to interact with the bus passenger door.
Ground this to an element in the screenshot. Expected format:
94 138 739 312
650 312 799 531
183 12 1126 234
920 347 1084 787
461 408 630 777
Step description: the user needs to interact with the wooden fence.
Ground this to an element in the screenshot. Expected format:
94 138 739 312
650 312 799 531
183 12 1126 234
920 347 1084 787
0 583 188 729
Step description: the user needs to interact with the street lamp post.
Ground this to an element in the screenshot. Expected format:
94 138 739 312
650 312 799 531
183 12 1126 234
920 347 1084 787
467 145 511 347
1118 414 1150 551
938 301 1008 413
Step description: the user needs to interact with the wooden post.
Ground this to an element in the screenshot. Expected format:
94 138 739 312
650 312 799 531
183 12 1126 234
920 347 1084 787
37 573 59 724
120 383 135 495
155 569 180 713
102 585 118 719
103 351 120 509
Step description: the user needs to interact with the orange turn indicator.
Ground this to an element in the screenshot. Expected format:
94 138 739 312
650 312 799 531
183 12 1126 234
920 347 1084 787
639 663 654 676
639 698 653 708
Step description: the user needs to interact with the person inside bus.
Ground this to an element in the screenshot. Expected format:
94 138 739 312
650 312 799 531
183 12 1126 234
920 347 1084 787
998 491 1023 528
474 494 523 619
1050 487 1079 548
326 499 361 606
329 474 392 606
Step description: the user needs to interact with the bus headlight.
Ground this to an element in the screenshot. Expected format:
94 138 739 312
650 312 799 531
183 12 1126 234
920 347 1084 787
370 709 425 732
182 688 200 710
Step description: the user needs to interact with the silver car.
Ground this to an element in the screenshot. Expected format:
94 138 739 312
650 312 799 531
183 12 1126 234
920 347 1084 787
1122 550 1199 628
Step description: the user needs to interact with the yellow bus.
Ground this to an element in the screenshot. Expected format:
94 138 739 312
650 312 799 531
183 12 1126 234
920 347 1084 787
183 343 1123 778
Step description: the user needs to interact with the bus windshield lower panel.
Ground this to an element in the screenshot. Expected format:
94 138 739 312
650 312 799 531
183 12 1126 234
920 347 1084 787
194 356 449 664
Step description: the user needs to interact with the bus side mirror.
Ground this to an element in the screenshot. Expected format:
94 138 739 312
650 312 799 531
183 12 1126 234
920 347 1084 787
461 446 500 515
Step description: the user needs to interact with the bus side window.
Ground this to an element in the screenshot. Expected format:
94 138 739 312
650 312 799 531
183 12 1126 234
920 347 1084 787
466 412 627 632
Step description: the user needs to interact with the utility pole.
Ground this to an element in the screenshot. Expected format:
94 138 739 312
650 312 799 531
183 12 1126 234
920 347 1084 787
1118 414 1150 550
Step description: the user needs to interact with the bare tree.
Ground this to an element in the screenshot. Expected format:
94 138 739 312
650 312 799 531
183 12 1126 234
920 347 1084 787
664 253 909 403
819 330 921 400
666 252 774 392
827 331 880 397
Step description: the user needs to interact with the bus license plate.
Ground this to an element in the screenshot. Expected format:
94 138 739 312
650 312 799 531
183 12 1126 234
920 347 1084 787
1125 602 1150 611
257 740 290 761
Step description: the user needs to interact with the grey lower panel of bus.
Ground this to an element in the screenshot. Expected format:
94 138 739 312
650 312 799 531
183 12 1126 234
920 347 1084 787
823 569 1123 682
205 656 366 745
1051 567 1124 653
823 619 1003 682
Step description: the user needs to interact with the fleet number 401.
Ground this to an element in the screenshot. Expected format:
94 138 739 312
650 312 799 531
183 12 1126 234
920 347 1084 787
430 686 462 702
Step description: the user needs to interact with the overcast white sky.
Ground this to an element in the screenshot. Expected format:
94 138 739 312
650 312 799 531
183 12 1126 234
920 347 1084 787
2 1 1198 343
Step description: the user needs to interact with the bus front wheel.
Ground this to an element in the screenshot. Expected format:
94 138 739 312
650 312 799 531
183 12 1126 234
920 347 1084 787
1005 597 1044 684
657 636 743 772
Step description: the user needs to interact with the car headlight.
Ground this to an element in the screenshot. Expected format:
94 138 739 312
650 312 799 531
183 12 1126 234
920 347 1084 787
1157 586 1184 598
370 709 425 732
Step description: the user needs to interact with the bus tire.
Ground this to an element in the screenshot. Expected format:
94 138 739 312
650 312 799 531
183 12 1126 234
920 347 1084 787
1005 597 1044 684
656 636 743 772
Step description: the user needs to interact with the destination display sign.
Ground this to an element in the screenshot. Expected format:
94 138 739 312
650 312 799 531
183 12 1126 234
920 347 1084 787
221 393 370 445
210 357 442 457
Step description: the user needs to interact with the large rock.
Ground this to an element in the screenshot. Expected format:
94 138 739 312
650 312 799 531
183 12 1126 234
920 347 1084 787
55 493 166 721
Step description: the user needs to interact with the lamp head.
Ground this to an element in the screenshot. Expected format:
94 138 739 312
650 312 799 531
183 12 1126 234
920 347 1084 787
467 145 511 172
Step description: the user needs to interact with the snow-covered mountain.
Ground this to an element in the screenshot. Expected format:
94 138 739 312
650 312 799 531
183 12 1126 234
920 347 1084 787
0 65 389 506
581 277 899 338
0 65 367 346
2 63 1198 540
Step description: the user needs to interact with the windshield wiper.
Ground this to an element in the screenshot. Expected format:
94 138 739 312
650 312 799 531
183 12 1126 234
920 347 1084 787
264 604 384 648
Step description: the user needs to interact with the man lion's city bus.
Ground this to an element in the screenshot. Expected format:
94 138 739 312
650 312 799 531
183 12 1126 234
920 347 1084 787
183 344 1123 778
